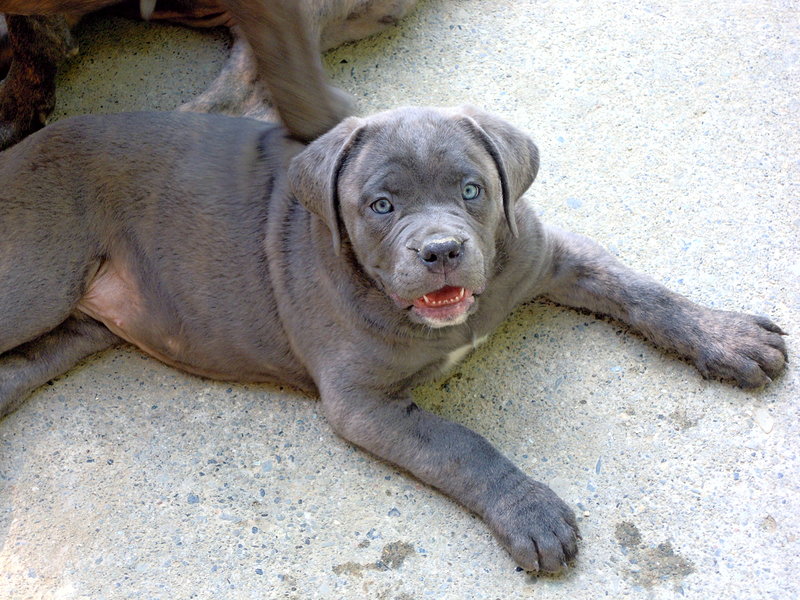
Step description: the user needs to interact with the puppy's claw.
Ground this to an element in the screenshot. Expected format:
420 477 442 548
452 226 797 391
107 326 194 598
754 315 787 335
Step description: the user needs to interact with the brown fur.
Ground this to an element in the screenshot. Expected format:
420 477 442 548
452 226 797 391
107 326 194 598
0 0 418 148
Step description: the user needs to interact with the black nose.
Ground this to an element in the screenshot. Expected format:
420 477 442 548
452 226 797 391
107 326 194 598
419 238 463 271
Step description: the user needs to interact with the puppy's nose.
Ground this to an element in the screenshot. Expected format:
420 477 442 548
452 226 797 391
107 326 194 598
418 237 463 271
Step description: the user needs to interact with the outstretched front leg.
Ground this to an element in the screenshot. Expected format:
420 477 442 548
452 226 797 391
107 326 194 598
539 225 787 388
319 378 579 573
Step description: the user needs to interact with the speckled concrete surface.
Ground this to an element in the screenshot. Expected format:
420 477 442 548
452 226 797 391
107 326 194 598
1 1 798 598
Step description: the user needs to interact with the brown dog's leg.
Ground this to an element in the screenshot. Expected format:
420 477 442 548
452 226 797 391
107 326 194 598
178 26 271 119
317 0 418 50
111 0 232 27
179 1 417 128
0 316 120 419
217 0 354 141
0 1 117 12
158 0 355 137
0 16 11 79
0 15 76 150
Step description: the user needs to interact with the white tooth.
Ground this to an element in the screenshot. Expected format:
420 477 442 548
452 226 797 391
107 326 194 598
422 295 431 304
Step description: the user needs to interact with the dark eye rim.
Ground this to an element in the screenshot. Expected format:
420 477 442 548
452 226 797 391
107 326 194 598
370 198 394 214
462 183 482 200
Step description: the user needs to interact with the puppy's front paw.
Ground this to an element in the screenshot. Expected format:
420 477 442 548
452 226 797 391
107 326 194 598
693 310 787 388
485 478 579 573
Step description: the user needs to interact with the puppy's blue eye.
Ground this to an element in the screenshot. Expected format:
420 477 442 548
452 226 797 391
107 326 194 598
371 198 394 214
462 183 481 200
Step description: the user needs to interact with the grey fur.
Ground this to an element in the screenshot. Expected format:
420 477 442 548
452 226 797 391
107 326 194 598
0 107 787 572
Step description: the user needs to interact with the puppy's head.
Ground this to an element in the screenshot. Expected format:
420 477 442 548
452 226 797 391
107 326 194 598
288 106 538 328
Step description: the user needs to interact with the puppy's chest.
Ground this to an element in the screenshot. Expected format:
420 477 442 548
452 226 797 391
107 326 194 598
394 333 491 388
440 334 490 373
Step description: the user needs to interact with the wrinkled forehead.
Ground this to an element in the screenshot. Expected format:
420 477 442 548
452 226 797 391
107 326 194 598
344 112 496 189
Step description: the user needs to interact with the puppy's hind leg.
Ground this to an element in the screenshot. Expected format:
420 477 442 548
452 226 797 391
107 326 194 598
0 316 121 419
1 207 98 359
0 236 97 359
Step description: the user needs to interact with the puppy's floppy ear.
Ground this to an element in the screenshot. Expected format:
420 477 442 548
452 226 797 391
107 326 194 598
454 106 539 237
287 116 365 254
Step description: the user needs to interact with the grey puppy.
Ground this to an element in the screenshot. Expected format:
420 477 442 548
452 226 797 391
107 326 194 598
0 107 787 572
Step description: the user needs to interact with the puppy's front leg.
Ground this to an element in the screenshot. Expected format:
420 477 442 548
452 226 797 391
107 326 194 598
319 381 579 572
540 226 787 387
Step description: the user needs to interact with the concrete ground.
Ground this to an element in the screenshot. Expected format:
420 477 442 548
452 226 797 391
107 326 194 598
1 1 798 598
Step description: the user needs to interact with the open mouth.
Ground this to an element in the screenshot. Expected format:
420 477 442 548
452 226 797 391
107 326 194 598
413 286 468 308
409 286 475 326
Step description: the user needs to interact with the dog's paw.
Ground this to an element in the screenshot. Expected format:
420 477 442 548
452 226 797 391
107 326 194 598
0 30 11 81
0 82 49 151
0 119 22 151
693 310 787 388
0 112 45 151
485 478 579 573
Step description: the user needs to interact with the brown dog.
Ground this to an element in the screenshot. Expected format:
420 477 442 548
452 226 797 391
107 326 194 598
0 0 417 148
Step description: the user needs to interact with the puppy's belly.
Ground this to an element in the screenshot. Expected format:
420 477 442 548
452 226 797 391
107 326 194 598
77 260 159 348
76 260 197 376
75 259 308 386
